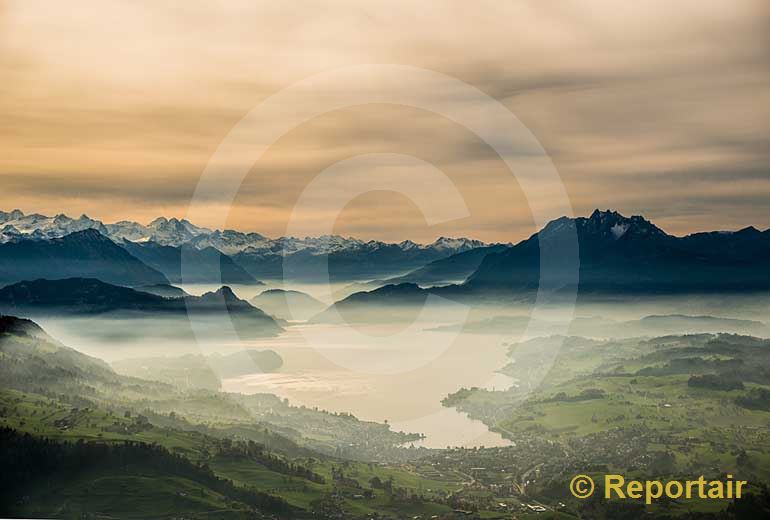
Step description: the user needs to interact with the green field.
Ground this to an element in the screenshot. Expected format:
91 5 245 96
3 317 770 518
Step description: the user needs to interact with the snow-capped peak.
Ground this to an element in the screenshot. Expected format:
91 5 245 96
398 239 420 251
429 236 486 252
0 208 494 258
0 210 107 240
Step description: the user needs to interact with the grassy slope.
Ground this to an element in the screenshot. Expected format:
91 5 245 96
0 317 471 517
441 335 770 515
15 473 255 520
0 388 466 518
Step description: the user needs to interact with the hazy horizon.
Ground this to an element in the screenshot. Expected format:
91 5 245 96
3 204 770 245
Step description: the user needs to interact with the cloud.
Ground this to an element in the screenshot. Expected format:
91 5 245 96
0 0 768 241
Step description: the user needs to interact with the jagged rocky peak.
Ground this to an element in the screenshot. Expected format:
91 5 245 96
430 236 486 251
0 208 495 258
582 209 667 240
0 209 25 223
539 209 668 242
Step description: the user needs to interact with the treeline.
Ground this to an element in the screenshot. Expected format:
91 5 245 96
546 388 607 403
0 427 293 517
637 337 770 387
441 387 478 407
0 349 104 401
735 388 770 411
216 439 326 484
688 374 744 391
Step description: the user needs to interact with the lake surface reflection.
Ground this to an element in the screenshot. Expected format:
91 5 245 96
222 324 515 448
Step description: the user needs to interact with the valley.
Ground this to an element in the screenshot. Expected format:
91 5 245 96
2 209 770 518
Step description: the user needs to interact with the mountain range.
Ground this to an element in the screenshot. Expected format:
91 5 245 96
0 208 487 255
121 240 261 285
314 209 770 319
462 209 770 295
0 229 169 287
3 208 770 302
353 243 511 291
0 209 494 284
0 278 283 337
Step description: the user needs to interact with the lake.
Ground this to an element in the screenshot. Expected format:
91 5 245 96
221 324 515 449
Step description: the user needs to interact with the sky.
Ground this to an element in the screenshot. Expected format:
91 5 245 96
1 0 769 242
